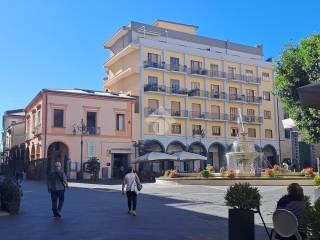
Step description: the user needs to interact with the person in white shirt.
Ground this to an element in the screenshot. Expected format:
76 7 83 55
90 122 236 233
122 167 141 216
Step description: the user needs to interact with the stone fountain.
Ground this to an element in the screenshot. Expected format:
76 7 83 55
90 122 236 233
226 109 262 175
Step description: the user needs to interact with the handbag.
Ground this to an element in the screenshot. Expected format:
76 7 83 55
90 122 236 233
135 174 143 191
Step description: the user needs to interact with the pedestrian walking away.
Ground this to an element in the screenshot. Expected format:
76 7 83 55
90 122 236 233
47 162 68 218
122 167 142 216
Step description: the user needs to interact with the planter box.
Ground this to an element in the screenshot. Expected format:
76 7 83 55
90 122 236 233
228 209 254 240
1 200 20 215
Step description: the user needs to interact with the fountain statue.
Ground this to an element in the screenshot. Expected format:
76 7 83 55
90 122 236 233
226 109 263 175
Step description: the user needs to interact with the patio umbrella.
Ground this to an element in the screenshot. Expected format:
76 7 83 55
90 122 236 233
132 152 177 163
172 151 207 161
297 82 320 109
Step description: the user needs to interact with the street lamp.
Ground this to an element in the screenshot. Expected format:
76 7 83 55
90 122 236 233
72 119 88 176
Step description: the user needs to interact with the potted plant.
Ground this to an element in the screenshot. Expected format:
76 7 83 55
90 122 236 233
0 177 22 214
200 169 210 178
301 197 320 239
84 157 101 182
225 182 261 240
313 175 320 200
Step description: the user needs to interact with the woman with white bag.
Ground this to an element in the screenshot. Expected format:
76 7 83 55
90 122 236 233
122 167 142 216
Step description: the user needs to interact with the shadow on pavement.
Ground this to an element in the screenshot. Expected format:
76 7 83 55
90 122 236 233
0 180 271 240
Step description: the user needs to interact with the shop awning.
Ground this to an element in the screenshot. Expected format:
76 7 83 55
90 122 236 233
172 151 207 161
132 152 177 163
297 82 320 109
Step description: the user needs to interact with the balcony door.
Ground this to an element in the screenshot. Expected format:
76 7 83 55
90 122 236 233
210 84 219 98
170 57 179 71
230 107 238 121
171 101 181 116
87 112 97 135
192 103 201 118
147 53 160 65
211 105 220 119
170 79 180 93
148 99 159 114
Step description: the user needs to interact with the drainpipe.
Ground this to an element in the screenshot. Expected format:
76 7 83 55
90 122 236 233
43 92 48 177
276 97 282 164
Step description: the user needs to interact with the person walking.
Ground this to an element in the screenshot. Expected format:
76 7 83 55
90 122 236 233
122 167 141 216
47 162 68 218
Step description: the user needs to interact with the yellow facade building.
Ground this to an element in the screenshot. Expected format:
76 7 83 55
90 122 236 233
103 20 279 171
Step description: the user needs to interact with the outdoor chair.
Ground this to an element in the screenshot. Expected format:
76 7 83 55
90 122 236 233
271 209 302 240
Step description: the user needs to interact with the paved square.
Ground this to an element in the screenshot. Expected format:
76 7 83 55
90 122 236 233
0 181 315 240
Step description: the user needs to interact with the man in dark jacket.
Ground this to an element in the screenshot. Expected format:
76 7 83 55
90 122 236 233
47 162 68 218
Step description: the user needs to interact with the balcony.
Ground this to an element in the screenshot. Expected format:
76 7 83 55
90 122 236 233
168 109 188 118
166 64 187 73
189 68 207 76
190 111 207 120
208 70 226 79
188 89 207 98
246 96 262 104
167 87 188 95
144 108 166 116
242 75 261 84
207 113 228 121
208 91 226 100
87 126 101 135
144 84 166 93
144 61 165 70
227 73 243 82
229 94 245 102
244 116 263 124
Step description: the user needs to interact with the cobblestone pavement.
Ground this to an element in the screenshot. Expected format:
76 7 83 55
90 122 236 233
0 181 315 240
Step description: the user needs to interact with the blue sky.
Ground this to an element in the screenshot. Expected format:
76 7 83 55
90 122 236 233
0 0 319 133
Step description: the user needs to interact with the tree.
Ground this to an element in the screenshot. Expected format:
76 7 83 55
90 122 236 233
84 157 100 181
275 34 320 143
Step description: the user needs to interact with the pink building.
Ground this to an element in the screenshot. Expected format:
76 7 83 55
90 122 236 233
25 89 135 179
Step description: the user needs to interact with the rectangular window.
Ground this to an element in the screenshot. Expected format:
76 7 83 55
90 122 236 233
265 129 273 138
116 114 125 131
246 89 255 102
192 103 201 118
87 111 97 134
147 99 159 114
191 60 201 74
285 129 291 139
230 107 238 121
211 105 220 119
210 84 220 98
228 66 236 79
53 109 64 128
245 69 254 76
170 57 180 71
171 124 181 134
37 110 41 126
248 128 256 138
148 122 159 133
147 53 161 64
191 82 200 90
171 101 181 116
210 64 219 77
32 111 36 129
87 141 96 158
263 91 271 101
192 124 202 135
212 126 221 136
170 79 180 93
148 76 158 86
231 127 239 137
262 72 270 81
264 110 271 119
247 109 255 116
229 87 238 100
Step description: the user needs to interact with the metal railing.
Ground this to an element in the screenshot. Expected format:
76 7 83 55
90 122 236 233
168 109 188 118
167 87 188 95
244 116 263 123
246 96 262 104
189 111 207 119
208 91 226 100
188 89 207 98
208 70 226 79
144 108 165 116
144 61 165 69
229 94 245 102
144 84 166 93
87 126 101 135
207 113 228 121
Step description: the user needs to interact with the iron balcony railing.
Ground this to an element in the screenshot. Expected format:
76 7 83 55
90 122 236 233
189 68 207 76
87 126 101 135
166 64 187 73
167 87 188 95
168 109 188 118
144 108 166 116
208 91 226 100
227 73 243 82
208 70 227 79
244 116 263 124
242 75 261 84
144 61 165 69
207 113 228 121
144 84 166 93
246 96 262 104
229 94 245 102
190 111 207 119
188 88 208 98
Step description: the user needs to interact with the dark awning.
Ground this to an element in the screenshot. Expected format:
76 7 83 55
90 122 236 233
297 82 320 109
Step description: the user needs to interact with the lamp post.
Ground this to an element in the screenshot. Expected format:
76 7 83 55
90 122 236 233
72 119 88 175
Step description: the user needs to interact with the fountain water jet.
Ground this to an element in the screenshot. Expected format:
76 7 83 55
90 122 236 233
226 109 263 175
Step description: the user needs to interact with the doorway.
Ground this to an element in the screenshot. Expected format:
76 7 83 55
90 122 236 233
112 153 129 179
